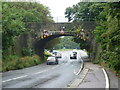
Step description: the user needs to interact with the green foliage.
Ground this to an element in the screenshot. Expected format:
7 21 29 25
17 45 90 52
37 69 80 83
54 36 80 49
65 2 105 22
99 51 120 71
2 51 52 72
2 3 26 52
93 2 120 74
2 55 41 72
43 51 52 63
92 59 100 64
2 2 53 56
65 2 120 75
22 47 34 56
44 51 52 57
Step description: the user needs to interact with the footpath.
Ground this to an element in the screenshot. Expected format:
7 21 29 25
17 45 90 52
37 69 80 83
68 62 119 89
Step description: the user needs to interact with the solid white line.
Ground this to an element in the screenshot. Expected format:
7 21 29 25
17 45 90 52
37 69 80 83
75 60 84 75
2 75 28 83
102 68 109 89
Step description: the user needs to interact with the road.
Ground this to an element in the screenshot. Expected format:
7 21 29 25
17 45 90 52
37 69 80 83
2 50 83 88
2 50 109 89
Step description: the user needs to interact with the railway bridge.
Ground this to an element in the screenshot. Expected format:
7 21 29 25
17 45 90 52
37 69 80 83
27 21 96 58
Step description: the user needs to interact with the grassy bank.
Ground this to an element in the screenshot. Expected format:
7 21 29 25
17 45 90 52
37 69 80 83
2 52 51 72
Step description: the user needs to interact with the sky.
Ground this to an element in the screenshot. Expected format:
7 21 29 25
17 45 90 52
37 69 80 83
38 0 80 22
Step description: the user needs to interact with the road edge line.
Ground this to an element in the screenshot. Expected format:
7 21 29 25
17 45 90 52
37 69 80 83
102 68 109 89
76 59 84 75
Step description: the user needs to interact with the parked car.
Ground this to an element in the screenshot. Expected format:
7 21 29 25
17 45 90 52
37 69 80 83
46 56 58 65
70 51 77 59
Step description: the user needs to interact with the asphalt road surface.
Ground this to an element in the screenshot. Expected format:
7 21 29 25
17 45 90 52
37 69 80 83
2 50 84 88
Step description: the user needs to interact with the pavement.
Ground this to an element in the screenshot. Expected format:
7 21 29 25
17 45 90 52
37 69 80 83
70 62 119 89
105 68 119 89
77 62 106 88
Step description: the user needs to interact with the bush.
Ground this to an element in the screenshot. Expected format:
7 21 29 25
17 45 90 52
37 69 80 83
2 55 41 72
22 48 34 56
98 50 120 76
44 51 52 57
2 51 52 72
92 59 100 64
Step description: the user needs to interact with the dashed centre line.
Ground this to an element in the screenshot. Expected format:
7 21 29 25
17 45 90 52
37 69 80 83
2 75 28 83
34 70 48 75
2 63 64 83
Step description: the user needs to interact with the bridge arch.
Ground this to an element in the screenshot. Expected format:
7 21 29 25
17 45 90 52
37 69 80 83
33 32 88 58
28 21 96 59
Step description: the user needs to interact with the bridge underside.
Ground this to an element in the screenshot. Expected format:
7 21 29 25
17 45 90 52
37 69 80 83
34 34 75 58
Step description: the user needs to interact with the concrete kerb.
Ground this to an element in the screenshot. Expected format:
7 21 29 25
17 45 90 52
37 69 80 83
67 60 110 89
67 59 89 88
67 68 89 88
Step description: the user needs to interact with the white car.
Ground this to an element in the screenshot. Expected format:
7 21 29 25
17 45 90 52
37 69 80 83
46 56 58 65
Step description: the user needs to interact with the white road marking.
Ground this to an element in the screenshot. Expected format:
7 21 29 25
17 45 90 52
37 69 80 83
2 75 28 83
2 69 50 83
74 70 77 74
75 60 84 75
3 63 65 83
102 68 109 89
34 70 48 75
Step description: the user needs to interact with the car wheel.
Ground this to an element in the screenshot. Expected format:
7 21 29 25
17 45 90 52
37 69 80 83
47 62 49 65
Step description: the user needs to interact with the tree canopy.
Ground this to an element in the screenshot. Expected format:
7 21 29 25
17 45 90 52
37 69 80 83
2 2 53 55
53 36 80 50
65 2 120 74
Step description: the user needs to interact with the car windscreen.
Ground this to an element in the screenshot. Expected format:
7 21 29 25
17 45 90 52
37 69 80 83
48 57 55 59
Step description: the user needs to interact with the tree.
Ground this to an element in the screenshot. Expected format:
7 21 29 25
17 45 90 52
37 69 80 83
2 2 53 55
65 2 105 22
92 2 120 73
54 36 80 49
65 2 120 74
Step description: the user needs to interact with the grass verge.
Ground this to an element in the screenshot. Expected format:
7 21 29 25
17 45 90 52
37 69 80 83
2 55 41 72
2 51 52 72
